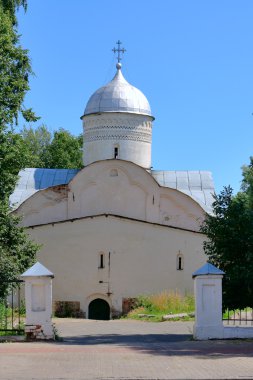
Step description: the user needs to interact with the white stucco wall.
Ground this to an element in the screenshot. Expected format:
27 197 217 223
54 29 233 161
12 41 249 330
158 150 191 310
17 160 205 232
193 274 224 340
17 186 68 226
27 215 206 317
22 276 54 338
82 113 153 169
193 271 253 340
15 160 209 318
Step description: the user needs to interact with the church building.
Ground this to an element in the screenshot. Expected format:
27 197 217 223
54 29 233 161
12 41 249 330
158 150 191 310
11 43 214 319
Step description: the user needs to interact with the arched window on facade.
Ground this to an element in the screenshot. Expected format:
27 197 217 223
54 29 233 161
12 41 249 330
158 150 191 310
98 252 105 269
177 252 184 271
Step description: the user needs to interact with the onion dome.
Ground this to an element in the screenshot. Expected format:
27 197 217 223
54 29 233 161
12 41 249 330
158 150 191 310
83 63 153 118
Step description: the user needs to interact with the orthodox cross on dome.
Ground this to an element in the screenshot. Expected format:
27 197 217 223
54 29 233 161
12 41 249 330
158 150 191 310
112 40 126 64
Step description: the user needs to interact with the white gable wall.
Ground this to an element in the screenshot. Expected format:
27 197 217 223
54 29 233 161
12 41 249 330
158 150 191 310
17 160 205 232
17 186 68 226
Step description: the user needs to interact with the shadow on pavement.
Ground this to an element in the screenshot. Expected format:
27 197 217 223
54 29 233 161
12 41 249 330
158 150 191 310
58 333 253 358
62 332 192 345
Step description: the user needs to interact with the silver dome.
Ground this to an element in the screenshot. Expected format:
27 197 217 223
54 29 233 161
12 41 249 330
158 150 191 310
83 67 153 117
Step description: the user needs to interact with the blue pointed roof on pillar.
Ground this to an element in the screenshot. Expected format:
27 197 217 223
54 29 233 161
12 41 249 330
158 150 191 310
21 262 54 278
192 262 225 278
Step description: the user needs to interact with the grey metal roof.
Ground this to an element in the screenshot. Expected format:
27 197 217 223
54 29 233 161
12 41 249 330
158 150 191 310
192 263 225 278
83 67 152 117
10 168 78 209
10 167 215 212
21 262 54 278
152 170 215 212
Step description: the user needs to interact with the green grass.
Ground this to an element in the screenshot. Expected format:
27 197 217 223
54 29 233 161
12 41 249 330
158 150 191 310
223 307 253 320
125 290 195 322
0 329 24 336
0 301 25 333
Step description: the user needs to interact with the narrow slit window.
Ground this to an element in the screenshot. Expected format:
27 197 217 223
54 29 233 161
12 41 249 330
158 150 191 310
177 254 184 270
114 147 118 159
99 253 104 269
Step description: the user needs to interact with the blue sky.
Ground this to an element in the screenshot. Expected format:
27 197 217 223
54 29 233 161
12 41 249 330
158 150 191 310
17 0 253 194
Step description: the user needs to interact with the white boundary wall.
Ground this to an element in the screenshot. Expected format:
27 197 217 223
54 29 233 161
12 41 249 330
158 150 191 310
21 262 54 340
193 264 253 340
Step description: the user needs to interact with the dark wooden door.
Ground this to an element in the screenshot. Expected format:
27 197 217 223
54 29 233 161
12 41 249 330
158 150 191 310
88 299 110 320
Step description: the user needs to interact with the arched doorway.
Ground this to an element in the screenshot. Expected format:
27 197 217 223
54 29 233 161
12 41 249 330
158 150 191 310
88 298 110 320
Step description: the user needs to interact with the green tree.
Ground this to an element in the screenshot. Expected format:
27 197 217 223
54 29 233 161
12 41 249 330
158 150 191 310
20 125 83 169
201 185 253 310
19 124 52 168
0 0 27 25
0 1 39 298
46 129 83 169
0 4 38 127
241 156 253 208
0 130 34 200
0 203 39 297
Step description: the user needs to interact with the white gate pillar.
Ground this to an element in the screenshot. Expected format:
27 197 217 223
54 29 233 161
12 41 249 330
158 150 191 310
21 262 54 340
192 263 225 340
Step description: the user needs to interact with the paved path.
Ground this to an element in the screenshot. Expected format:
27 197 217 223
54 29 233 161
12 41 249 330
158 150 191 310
0 319 253 379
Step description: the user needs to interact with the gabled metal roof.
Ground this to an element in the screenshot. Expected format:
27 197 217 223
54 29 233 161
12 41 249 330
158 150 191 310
21 262 54 278
192 262 225 278
10 168 78 209
10 167 215 212
152 170 215 212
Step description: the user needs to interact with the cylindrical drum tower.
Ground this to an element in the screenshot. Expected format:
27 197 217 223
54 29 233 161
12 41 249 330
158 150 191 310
81 63 154 169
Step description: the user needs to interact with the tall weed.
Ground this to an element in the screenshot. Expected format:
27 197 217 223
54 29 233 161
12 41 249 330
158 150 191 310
127 290 194 320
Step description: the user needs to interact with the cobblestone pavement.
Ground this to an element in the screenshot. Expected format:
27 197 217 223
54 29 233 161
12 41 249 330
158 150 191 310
0 319 253 379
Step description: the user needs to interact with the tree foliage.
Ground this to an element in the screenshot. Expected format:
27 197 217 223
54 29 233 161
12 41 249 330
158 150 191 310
0 131 34 201
0 0 39 298
0 0 27 25
201 181 253 310
241 156 253 208
45 129 83 169
19 124 52 168
0 203 39 297
20 125 83 169
0 4 39 127
0 0 83 299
